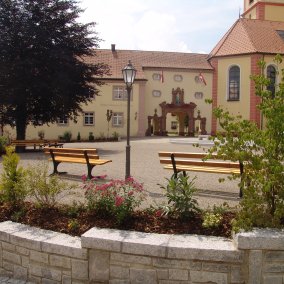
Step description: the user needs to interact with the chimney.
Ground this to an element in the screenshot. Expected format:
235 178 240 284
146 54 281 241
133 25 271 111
111 44 116 52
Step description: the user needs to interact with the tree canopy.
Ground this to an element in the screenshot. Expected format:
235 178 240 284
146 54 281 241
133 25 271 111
0 0 109 139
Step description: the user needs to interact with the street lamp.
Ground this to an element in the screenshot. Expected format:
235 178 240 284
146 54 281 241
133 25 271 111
122 60 136 179
106 109 113 138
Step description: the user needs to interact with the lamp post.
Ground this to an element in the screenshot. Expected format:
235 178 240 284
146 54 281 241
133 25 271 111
122 60 136 179
106 109 113 138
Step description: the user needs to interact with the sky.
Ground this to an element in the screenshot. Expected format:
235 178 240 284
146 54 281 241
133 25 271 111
79 0 244 54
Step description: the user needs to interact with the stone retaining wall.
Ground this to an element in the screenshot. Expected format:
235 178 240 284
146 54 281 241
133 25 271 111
0 221 283 283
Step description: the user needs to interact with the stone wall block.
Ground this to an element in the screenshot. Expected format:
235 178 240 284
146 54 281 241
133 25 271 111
230 265 244 284
89 250 110 281
42 278 59 284
248 250 262 284
29 264 62 281
109 280 130 284
129 268 157 284
169 268 188 280
202 262 230 273
2 250 21 265
190 270 228 284
265 251 284 262
263 275 283 284
30 250 49 264
110 252 152 266
110 265 129 279
263 263 284 273
157 269 168 280
50 255 71 269
16 246 30 256
62 275 72 284
13 264 28 280
21 256 30 268
2 242 15 252
71 259 88 280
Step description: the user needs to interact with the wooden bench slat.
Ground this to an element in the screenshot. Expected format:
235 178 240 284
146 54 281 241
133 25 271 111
163 165 240 174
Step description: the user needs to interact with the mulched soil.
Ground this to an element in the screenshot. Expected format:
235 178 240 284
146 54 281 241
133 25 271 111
0 202 236 238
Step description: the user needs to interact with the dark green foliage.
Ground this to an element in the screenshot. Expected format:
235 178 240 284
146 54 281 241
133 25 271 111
0 0 109 139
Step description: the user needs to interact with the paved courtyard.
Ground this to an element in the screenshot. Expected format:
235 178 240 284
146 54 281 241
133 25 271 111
0 136 240 209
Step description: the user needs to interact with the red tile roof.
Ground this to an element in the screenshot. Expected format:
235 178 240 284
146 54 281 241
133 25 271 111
209 18 284 58
87 49 213 80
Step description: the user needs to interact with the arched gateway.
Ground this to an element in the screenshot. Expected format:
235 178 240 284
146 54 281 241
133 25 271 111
146 87 207 136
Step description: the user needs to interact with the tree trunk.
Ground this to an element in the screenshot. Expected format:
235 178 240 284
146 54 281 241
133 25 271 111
15 117 27 153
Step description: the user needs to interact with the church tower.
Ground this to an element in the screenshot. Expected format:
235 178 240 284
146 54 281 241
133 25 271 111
243 0 284 21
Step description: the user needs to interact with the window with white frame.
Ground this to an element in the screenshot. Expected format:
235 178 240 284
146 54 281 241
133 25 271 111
228 65 240 101
57 115 68 125
84 112 94 125
112 112 123 127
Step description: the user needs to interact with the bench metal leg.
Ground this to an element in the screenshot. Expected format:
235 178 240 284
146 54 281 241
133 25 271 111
87 164 95 179
50 161 67 176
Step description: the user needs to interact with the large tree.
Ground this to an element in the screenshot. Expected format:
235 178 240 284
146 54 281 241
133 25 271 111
0 0 109 140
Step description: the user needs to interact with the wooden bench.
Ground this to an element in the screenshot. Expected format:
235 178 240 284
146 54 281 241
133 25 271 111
158 152 244 197
11 139 63 150
44 147 112 179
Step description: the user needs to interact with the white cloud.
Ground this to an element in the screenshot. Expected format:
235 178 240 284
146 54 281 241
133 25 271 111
79 0 243 53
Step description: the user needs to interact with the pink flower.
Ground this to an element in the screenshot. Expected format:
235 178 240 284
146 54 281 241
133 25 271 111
82 174 87 182
115 196 124 207
128 191 134 196
155 210 163 217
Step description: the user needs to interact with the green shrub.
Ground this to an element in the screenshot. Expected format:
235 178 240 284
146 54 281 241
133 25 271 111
159 173 200 218
77 132 81 141
25 162 74 208
0 146 27 205
207 55 284 231
62 131 72 142
0 136 8 153
38 130 45 140
202 212 222 228
88 132 94 141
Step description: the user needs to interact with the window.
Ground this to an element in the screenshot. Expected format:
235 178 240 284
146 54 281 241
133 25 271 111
152 90 161 97
228 66 240 101
152 73 161 81
112 112 123 127
57 115 68 125
174 75 183 82
84 112 94 125
113 86 132 101
267 65 276 97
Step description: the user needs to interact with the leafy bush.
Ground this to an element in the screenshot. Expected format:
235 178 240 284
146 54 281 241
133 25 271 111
83 176 146 224
207 55 284 231
0 146 27 205
77 132 81 141
0 136 8 153
62 131 72 142
159 173 200 218
202 212 222 228
25 162 74 208
38 130 45 140
88 132 94 141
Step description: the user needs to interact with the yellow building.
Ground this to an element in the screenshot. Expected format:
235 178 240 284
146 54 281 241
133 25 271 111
3 0 284 140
